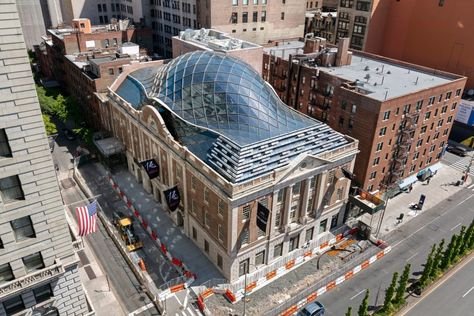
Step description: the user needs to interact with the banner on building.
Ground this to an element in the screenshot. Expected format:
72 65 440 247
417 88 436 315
256 202 270 232
141 159 159 179
164 186 180 212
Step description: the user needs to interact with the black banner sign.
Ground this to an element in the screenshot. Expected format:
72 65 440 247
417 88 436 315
256 202 270 232
141 159 159 179
418 194 426 210
164 186 180 212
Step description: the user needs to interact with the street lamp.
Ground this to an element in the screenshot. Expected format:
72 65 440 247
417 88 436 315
243 262 257 316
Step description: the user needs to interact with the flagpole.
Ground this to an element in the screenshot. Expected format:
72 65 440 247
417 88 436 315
63 194 102 208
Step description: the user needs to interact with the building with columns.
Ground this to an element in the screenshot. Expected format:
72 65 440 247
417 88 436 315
100 50 358 282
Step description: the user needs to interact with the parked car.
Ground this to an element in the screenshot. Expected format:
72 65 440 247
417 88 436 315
62 128 76 141
298 301 325 316
446 145 467 157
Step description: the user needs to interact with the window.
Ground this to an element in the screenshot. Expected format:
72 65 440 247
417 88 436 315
369 171 377 179
327 170 335 184
428 96 435 105
340 0 353 8
425 111 431 120
438 119 444 127
254 0 258 4
351 104 357 113
439 0 445 6
330 214 339 229
441 106 447 114
0 263 14 283
23 252 44 272
319 219 327 234
218 225 224 241
438 94 443 102
242 12 248 23
243 0 248 4
336 188 343 201
421 125 427 133
379 127 387 136
262 0 267 4
281 12 285 20
305 227 314 242
218 199 225 217
353 24 365 34
239 259 249 276
255 250 265 266
11 216 35 241
231 12 238 23
292 181 302 196
376 142 383 151
445 91 452 100
261 10 266 22
456 88 462 96
413 152 419 160
451 102 457 110
108 68 114 75
253 11 258 22
204 239 209 253
0 175 24 203
191 176 197 190
383 111 390 120
242 205 250 220
3 295 25 315
192 227 197 239
416 139 423 147
447 116 453 123
217 254 223 268
204 187 209 203
34 284 53 303
373 157 380 166
204 211 209 227
274 243 283 258
99 16 104 24
241 228 249 244
416 100 423 111
98 4 102 12
349 119 354 129
289 235 299 252
232 0 238 5
356 0 370 11
0 129 12 157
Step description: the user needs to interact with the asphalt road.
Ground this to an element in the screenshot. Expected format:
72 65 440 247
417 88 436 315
52 132 160 315
315 187 474 315
404 255 474 316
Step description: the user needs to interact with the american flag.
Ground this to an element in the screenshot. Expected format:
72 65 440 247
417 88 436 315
76 200 98 236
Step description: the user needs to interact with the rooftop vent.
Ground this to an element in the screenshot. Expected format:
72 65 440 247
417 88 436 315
364 65 370 71
387 70 391 74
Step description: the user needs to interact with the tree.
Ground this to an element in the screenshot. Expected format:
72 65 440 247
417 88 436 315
430 239 444 279
36 86 56 114
382 272 398 312
52 94 68 122
450 231 463 263
458 226 469 256
395 264 411 305
441 234 457 270
346 306 352 316
42 114 57 135
468 220 474 250
358 289 369 316
419 245 435 289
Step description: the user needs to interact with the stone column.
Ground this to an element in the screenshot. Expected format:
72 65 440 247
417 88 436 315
270 190 280 236
299 178 311 222
283 185 294 226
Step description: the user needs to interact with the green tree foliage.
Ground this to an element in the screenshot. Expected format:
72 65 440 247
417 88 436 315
346 306 352 316
395 264 410 305
42 114 57 135
457 226 468 257
450 231 463 263
382 272 398 312
36 86 56 114
420 245 436 289
441 234 457 270
358 289 370 316
431 239 444 278
468 220 474 250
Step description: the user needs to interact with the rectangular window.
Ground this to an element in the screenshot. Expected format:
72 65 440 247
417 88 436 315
455 88 462 96
383 111 390 120
218 225 224 241
373 157 380 166
252 11 258 22
239 259 249 276
192 227 197 239
0 175 24 203
273 243 283 258
242 205 250 220
421 126 427 133
204 211 209 227
217 254 223 269
445 91 452 100
98 4 102 12
231 12 238 24
255 250 265 266
447 116 453 123
330 214 339 229
428 96 435 105
369 171 376 179
242 12 248 23
318 219 327 234
277 189 284 202
23 252 44 272
191 176 197 190
33 284 53 303
232 0 238 5
11 216 35 241
0 263 14 283
218 199 225 217
425 112 431 120
204 239 209 253
416 100 423 111
336 187 343 200
305 227 314 242
243 0 248 4
241 228 249 244
254 0 258 4
438 94 443 102
262 0 266 4
289 235 299 252
451 102 457 110
204 187 209 203
376 142 383 151
261 10 266 22
3 295 25 315
379 127 387 136
281 12 285 20
0 129 12 157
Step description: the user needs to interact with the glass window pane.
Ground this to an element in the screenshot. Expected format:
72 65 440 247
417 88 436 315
22 252 44 272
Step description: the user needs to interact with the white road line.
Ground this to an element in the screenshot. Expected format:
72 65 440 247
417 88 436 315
350 289 366 300
450 222 462 231
128 302 154 316
467 183 474 189
406 252 419 262
462 286 474 298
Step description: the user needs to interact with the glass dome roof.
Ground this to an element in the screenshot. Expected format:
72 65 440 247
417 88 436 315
140 51 318 146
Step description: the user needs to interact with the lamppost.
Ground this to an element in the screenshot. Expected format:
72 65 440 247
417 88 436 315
374 183 399 238
243 262 257 316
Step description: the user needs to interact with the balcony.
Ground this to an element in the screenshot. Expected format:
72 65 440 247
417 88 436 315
0 260 65 298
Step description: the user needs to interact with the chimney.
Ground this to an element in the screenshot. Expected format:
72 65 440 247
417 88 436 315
72 18 92 34
304 37 320 54
336 37 350 66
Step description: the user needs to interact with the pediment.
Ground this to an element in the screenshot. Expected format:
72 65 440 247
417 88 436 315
274 153 330 184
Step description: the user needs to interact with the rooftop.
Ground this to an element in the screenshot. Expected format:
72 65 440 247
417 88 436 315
265 40 458 101
114 51 350 183
48 19 134 40
176 29 261 52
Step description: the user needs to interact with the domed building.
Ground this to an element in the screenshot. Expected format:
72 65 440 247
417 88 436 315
102 51 358 285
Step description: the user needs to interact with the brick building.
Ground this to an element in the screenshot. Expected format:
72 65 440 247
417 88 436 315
147 0 307 58
35 18 152 128
99 51 358 283
263 37 467 192
305 10 337 43
0 1 88 315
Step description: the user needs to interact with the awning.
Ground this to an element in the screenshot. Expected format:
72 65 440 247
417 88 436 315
399 174 418 188
428 162 443 174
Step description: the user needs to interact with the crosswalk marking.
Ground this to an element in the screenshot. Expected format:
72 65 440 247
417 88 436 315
468 183 474 189
442 154 474 178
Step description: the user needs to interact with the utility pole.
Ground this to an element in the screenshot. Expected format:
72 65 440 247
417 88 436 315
462 153 474 184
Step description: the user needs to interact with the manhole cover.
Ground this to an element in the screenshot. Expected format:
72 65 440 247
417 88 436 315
60 178 76 189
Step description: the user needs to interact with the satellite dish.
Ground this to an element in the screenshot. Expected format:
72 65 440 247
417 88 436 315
467 89 474 96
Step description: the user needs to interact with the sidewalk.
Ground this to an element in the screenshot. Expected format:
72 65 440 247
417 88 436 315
96 165 224 284
361 160 472 237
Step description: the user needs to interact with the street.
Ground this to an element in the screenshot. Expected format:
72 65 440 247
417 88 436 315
315 186 474 315
403 254 474 316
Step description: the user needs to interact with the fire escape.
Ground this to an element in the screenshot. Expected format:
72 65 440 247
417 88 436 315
385 112 418 188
